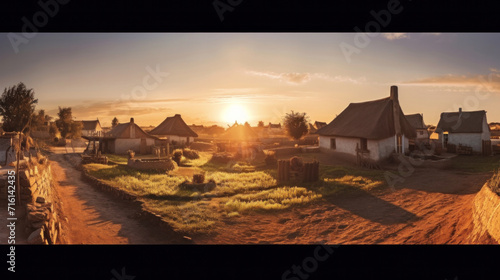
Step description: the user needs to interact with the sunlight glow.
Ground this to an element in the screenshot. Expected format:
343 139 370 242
222 104 249 125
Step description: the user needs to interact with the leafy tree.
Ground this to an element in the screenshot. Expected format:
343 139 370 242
32 109 53 130
0 82 38 132
257 121 265 128
283 111 309 140
55 107 82 138
111 117 119 128
49 122 60 138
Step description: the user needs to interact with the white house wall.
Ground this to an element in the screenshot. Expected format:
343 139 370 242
447 133 483 152
167 135 194 144
319 135 408 161
114 139 141 154
482 117 491 140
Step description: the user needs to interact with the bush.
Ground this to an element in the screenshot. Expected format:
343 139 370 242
264 151 277 166
172 149 183 165
210 152 235 164
193 173 205 184
290 156 303 172
127 150 135 159
182 148 200 159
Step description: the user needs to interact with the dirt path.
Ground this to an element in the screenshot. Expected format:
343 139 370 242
194 167 498 244
49 149 178 244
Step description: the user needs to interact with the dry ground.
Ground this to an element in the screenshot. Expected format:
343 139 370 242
19 145 497 244
192 166 497 244
49 147 182 244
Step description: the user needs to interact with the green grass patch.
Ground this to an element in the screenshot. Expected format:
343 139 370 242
223 186 321 212
83 163 186 197
449 155 500 173
206 171 277 196
143 199 220 233
180 152 212 167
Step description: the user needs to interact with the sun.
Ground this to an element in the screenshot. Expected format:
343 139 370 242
222 104 249 125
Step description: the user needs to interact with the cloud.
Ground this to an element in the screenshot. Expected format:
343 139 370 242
246 71 365 85
246 71 312 84
46 98 184 119
382 33 409 40
403 71 500 93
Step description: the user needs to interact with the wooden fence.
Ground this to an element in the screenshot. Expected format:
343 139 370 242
277 159 319 183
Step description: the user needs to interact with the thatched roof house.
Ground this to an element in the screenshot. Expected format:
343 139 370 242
149 114 198 145
222 123 258 142
84 118 157 154
405 113 429 141
316 86 416 162
77 119 103 137
434 109 490 152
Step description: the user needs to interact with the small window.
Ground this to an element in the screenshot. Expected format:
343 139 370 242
419 131 424 136
360 138 368 150
330 138 336 149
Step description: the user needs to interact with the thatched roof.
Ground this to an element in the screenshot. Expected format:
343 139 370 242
149 114 198 137
107 118 155 139
78 120 101 131
405 114 427 129
222 124 258 141
314 121 327 129
436 110 488 133
316 92 416 140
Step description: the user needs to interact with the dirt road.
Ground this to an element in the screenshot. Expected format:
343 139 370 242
49 147 178 244
194 167 498 244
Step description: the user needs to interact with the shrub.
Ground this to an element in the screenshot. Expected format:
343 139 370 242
264 151 277 166
182 148 200 159
210 152 234 164
127 150 135 159
193 173 205 184
172 149 183 165
290 156 303 172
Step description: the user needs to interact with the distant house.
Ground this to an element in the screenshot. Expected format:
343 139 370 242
267 122 282 134
405 113 429 142
435 108 490 153
149 114 198 145
316 86 416 162
223 123 259 142
189 124 205 135
98 118 157 154
78 119 103 137
314 121 327 130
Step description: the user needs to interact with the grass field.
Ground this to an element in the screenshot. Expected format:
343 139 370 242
82 152 394 233
448 155 500 173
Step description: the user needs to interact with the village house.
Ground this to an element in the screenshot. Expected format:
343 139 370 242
77 119 103 137
316 86 416 162
434 108 491 153
149 114 198 145
84 118 157 154
405 113 429 143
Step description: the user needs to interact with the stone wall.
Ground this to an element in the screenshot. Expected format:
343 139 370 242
19 159 62 244
127 158 177 172
471 182 500 243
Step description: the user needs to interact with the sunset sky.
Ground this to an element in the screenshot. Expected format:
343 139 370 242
1 33 499 128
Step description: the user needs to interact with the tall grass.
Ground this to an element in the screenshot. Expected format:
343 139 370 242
449 155 500 173
206 171 276 196
224 186 321 212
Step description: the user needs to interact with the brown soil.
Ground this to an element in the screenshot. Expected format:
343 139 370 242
49 148 179 244
192 167 498 244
